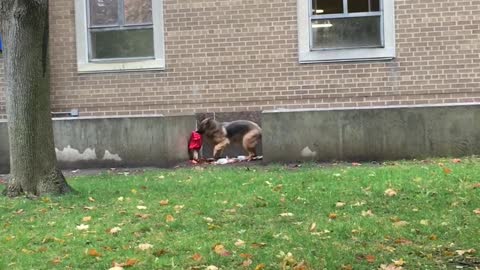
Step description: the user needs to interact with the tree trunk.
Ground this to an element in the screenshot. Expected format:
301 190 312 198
0 0 73 197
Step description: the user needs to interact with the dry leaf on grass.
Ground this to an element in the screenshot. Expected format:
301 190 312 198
191 253 202 261
336 201 346 208
205 266 219 270
255 264 266 270
159 199 169 206
455 249 476 256
309 222 317 232
213 244 231 256
87 249 101 257
108 227 122 234
82 216 92 222
280 212 294 217
379 264 403 270
393 258 406 266
88 197 95 202
362 210 375 217
138 243 153 250
136 205 147 210
76 224 89 231
473 209 480 215
165 215 175 222
393 221 409 227
328 213 337 220
384 188 397 197
235 239 246 247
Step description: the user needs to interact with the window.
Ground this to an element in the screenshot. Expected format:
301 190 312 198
75 0 165 72
297 0 395 63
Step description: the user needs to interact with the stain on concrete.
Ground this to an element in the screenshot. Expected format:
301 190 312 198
102 150 122 161
55 145 96 162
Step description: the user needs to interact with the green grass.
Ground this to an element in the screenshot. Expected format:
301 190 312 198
1 158 479 270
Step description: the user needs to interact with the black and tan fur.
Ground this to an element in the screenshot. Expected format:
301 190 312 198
196 118 262 159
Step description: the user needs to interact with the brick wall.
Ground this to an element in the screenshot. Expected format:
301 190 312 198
0 0 479 119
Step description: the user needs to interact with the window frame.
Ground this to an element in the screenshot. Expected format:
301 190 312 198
297 0 395 63
74 0 165 73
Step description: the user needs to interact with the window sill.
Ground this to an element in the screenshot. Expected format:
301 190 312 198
299 47 395 63
77 59 165 73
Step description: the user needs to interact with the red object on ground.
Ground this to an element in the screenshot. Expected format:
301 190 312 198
188 131 202 150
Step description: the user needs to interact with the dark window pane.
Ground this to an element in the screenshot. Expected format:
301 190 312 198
311 16 382 49
311 0 343 15
371 0 380 11
90 29 154 59
348 0 369 12
125 0 152 25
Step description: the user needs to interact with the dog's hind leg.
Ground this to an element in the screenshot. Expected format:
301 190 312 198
213 139 229 159
243 130 261 160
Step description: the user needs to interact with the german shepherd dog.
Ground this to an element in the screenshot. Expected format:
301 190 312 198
196 118 262 160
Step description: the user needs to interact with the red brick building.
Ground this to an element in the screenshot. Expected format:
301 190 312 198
0 0 479 119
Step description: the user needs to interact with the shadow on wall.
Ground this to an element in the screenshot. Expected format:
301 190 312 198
195 111 263 159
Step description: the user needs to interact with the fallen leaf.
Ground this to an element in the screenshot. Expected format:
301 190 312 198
309 222 317 232
108 267 124 270
473 183 480 189
366 254 376 263
166 214 175 222
131 189 138 194
191 253 202 261
240 253 253 259
82 216 92 222
213 244 231 256
235 239 246 247
293 261 309 270
138 243 153 251
452 158 462 163
255 264 266 270
76 224 89 231
136 205 147 210
420 219 429 226
393 221 409 227
474 209 480 215
124 258 139 267
429 234 438 240
251 242 267 248
117 197 124 201
174 205 185 212
242 258 253 267
280 212 294 217
87 249 101 257
456 249 476 256
336 201 346 208
51 258 61 265
153 249 168 257
341 265 353 270
352 162 362 166
108 227 122 234
379 264 403 270
134 213 151 219
394 238 413 245
159 199 169 206
384 188 397 197
362 210 375 217
83 206 94 210
206 266 219 270
393 258 406 266
88 197 95 202
203 217 214 223
328 213 337 220
443 167 452 174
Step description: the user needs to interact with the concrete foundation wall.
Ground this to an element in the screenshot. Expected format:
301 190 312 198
0 115 196 173
262 104 480 162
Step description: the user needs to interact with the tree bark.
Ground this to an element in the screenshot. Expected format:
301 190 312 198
1 0 73 197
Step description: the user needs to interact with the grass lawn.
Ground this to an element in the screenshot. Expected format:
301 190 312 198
1 158 479 270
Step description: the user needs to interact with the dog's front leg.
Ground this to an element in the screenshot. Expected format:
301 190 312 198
213 139 229 159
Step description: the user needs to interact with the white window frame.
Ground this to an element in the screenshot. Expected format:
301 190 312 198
297 0 395 63
74 0 165 73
